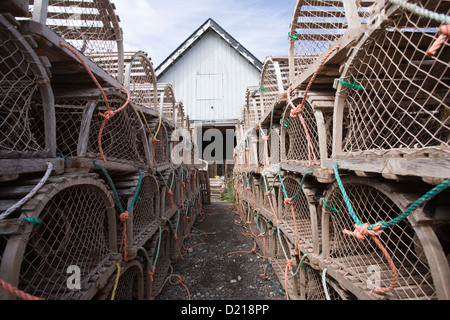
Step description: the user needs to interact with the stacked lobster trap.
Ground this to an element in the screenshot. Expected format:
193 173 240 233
234 0 450 300
0 0 204 300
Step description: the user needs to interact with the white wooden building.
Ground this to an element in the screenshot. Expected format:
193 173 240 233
156 18 262 176
156 18 262 124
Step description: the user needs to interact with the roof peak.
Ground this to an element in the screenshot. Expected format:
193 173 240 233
156 18 262 78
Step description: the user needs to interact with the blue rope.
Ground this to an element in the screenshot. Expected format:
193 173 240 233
278 167 313 201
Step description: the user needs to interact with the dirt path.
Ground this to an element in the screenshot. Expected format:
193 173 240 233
156 199 285 300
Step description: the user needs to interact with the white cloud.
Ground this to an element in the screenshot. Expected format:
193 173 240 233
113 0 296 67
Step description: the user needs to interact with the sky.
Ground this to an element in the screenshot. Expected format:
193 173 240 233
113 0 297 69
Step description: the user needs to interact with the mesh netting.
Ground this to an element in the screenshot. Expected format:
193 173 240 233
280 176 319 250
124 51 157 110
0 15 50 156
324 177 436 300
281 99 321 165
10 178 117 300
340 0 449 154
289 0 375 79
105 261 143 300
260 56 289 113
88 94 149 166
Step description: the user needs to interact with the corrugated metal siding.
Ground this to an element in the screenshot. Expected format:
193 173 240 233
158 31 261 121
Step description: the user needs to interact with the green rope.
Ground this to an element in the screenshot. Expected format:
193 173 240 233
288 31 298 40
22 217 42 228
262 264 286 295
371 179 450 230
278 167 313 201
339 77 364 91
259 86 267 92
94 161 125 212
152 226 163 269
333 162 450 231
322 197 340 213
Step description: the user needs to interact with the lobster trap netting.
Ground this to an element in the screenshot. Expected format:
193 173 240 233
281 98 321 165
260 56 289 113
29 0 123 76
289 0 375 79
323 177 437 299
144 226 172 299
101 261 144 300
124 51 158 110
280 175 319 251
2 176 118 300
339 0 450 155
0 14 51 156
300 261 343 300
148 120 170 165
88 95 149 166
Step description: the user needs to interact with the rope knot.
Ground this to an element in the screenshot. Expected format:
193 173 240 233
286 258 295 271
261 135 269 141
120 211 129 222
264 192 271 197
246 187 251 190
152 137 160 143
175 275 186 285
343 222 383 240
99 110 115 121
284 198 293 205
427 24 450 56
167 190 173 195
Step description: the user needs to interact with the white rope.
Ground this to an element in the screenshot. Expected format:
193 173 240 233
0 162 53 220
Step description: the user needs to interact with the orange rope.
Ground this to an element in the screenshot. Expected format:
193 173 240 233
0 279 45 300
167 189 176 209
120 211 129 261
174 275 191 300
148 267 155 300
152 137 160 164
426 25 450 57
174 234 184 260
343 223 398 294
227 248 256 256
284 258 294 300
59 41 131 162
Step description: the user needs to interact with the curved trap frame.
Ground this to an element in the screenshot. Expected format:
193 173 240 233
0 174 119 300
95 260 144 300
29 0 124 81
157 83 177 124
333 0 450 180
0 14 55 159
322 176 449 300
124 51 158 110
51 88 151 169
288 0 374 82
259 56 289 113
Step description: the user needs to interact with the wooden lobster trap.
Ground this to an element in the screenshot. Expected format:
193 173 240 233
0 173 120 300
29 0 124 82
332 0 450 183
123 51 158 110
260 56 289 115
321 176 450 300
50 88 151 172
280 92 336 181
288 0 375 83
0 14 63 178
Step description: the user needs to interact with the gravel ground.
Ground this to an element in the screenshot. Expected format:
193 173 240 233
156 199 285 301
